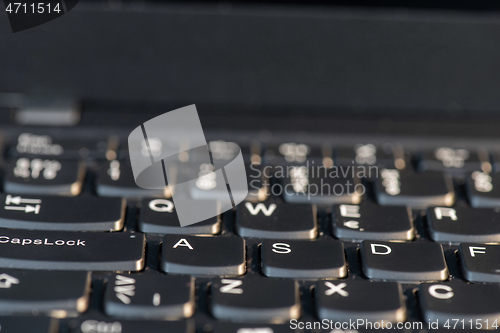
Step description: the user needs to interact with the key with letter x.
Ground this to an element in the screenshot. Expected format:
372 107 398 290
315 280 406 324
211 277 300 323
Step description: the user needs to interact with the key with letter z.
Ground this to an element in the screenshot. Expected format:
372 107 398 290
0 230 145 271
211 277 300 323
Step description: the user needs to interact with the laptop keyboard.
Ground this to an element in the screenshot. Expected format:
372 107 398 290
0 130 500 332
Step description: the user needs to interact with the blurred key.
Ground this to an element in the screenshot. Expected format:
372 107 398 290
315 280 406 323
419 283 500 326
0 317 57 333
0 269 89 316
4 157 85 196
97 159 170 198
161 235 246 276
236 201 317 239
263 142 324 166
104 274 194 320
214 322 302 333
0 194 125 231
11 132 108 160
0 229 145 271
335 143 403 169
465 171 500 207
74 317 191 333
374 169 455 208
427 206 500 243
360 240 448 282
261 239 346 279
280 166 363 204
211 278 300 323
332 202 414 241
415 147 490 174
139 198 220 235
459 243 500 283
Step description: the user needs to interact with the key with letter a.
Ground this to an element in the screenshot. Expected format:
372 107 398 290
315 280 406 324
236 201 317 239
360 240 449 282
459 243 500 283
261 239 346 279
211 278 300 323
161 235 246 276
104 274 194 319
419 283 500 326
428 206 500 243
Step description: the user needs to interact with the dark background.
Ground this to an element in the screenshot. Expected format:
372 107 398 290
1 1 500 117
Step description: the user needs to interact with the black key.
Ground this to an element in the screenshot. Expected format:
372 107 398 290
104 274 194 319
211 278 300 323
335 143 401 169
4 157 85 196
419 282 500 327
236 201 317 239
332 202 414 241
315 280 406 323
0 194 125 231
12 132 108 160
280 166 363 204
0 316 57 333
0 229 144 271
214 322 302 333
459 243 500 283
427 206 500 243
0 269 89 316
263 142 324 165
465 171 500 208
97 159 169 198
374 169 455 208
415 147 490 173
360 240 448 282
139 198 220 235
161 235 245 276
73 317 191 333
261 239 346 279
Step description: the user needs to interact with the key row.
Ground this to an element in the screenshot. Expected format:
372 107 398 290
7 155 500 209
8 133 498 174
1 193 500 245
1 269 499 330
0 229 497 284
